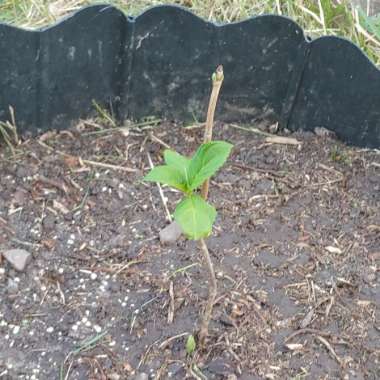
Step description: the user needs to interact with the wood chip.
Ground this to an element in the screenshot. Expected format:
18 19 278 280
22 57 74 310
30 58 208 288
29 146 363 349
286 343 304 351
265 136 301 145
325 246 342 254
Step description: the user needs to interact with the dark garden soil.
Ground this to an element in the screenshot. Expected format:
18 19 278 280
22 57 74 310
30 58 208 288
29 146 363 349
0 120 379 380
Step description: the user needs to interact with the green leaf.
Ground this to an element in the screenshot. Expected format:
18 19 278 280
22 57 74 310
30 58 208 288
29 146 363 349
144 165 187 192
186 334 196 355
188 141 233 191
164 150 191 186
358 7 380 39
174 195 216 240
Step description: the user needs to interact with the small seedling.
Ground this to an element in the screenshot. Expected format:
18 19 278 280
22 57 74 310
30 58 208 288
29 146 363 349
144 140 232 238
144 66 230 344
186 334 196 355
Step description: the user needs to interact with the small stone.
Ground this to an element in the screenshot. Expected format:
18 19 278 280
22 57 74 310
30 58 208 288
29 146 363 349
159 221 182 244
46 327 54 333
2 249 32 272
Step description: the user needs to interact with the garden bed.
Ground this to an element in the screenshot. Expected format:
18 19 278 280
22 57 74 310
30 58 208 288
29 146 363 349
0 120 379 379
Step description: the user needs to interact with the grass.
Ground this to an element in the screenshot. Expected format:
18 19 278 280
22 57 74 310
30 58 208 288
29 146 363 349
0 0 379 64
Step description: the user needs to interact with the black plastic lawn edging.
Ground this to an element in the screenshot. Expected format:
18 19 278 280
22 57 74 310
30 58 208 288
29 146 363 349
0 4 380 148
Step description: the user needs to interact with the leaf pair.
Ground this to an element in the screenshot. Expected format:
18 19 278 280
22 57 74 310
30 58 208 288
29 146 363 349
144 141 233 194
144 140 232 240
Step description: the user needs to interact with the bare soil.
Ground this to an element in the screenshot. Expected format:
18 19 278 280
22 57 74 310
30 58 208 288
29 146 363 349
0 120 379 380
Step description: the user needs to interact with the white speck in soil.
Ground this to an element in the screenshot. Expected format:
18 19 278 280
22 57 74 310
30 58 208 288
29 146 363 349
121 302 127 307
13 326 20 334
67 239 74 245
109 341 116 347
71 325 78 331
94 325 102 333
90 273 97 280
58 268 64 274
46 327 54 333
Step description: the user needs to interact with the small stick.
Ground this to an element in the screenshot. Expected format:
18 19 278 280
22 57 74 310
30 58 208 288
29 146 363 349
316 335 343 366
81 159 137 173
198 237 217 345
147 152 172 222
167 281 175 324
201 65 224 200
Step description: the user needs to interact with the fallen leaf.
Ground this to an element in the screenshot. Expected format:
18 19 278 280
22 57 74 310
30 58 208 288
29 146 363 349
41 239 56 250
63 155 80 169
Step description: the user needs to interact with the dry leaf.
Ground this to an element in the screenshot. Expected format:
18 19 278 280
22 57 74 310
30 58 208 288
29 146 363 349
41 239 56 250
63 155 80 169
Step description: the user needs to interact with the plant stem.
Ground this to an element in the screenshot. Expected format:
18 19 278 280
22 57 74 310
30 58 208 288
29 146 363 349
201 65 224 200
198 237 217 345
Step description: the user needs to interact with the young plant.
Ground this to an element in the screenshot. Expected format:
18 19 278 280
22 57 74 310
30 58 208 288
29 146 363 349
144 140 232 341
144 66 229 344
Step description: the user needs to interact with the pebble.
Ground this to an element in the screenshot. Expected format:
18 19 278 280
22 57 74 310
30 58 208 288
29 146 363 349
159 221 182 244
2 249 32 272
46 327 54 333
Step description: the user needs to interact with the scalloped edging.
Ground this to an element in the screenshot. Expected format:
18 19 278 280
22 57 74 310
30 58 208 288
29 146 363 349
0 4 379 148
